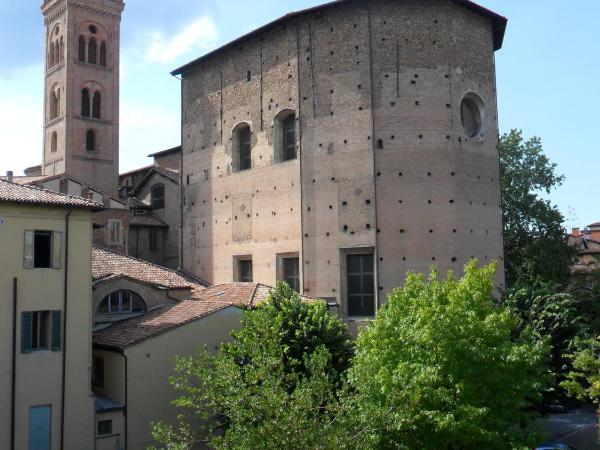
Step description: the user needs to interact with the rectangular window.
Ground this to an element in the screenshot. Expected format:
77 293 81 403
92 357 105 387
24 231 62 269
108 220 122 245
346 254 375 317
282 114 297 161
151 184 165 209
239 127 252 171
283 257 300 292
97 420 113 437
149 228 158 252
238 259 253 282
22 311 61 353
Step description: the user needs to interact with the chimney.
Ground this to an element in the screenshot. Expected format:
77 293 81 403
6 171 13 182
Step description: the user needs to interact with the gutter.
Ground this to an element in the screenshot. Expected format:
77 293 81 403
10 277 17 450
60 209 73 450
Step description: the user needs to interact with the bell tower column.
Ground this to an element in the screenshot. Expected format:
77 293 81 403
42 0 125 195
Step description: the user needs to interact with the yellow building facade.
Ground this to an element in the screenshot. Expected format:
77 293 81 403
0 180 101 450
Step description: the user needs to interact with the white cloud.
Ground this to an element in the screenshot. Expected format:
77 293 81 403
146 16 218 64
0 65 44 175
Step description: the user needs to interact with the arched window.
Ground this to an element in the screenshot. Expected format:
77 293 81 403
59 37 64 62
78 36 86 62
50 90 59 120
53 40 59 65
100 41 107 67
51 131 58 153
232 124 252 172
86 130 96 151
151 184 165 209
88 37 97 65
49 42 55 67
97 290 146 315
81 88 90 117
92 92 101 119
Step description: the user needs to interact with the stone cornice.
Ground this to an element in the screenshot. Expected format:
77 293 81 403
69 0 125 19
43 1 67 25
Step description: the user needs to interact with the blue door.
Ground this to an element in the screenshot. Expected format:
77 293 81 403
29 405 51 450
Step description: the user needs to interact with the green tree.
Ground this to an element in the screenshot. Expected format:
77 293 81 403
151 283 355 450
561 336 600 406
502 282 578 384
346 261 550 449
500 129 573 288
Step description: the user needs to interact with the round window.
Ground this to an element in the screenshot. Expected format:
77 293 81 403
460 93 486 139
89 25 97 34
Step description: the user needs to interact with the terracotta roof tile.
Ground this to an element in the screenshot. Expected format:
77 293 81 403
92 247 201 289
193 282 318 306
0 179 103 210
152 166 179 183
93 300 235 349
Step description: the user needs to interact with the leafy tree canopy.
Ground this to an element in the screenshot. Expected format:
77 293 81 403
151 283 355 450
500 129 573 287
347 261 550 450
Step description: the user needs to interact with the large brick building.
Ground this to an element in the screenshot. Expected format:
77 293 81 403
173 0 507 319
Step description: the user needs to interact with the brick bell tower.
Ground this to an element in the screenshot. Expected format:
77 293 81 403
42 0 124 195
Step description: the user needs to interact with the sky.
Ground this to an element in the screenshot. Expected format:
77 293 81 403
0 0 598 229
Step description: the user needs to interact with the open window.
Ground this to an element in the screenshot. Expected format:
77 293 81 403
24 230 62 269
78 35 86 62
273 109 297 162
50 131 58 153
88 37 97 65
232 123 252 172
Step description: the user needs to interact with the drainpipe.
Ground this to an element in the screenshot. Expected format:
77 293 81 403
60 209 73 450
121 351 128 450
11 277 17 450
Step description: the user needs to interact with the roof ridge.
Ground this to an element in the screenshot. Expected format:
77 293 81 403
93 246 189 277
0 178 103 209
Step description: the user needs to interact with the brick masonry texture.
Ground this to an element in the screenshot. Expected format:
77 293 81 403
179 0 505 316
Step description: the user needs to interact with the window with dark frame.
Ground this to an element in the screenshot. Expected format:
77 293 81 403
282 114 297 161
238 126 252 171
97 290 146 315
24 230 61 269
283 257 300 292
21 310 61 353
239 259 253 282
97 420 112 436
346 254 375 317
151 184 165 209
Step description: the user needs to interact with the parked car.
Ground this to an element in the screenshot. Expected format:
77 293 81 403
544 401 569 413
535 442 578 450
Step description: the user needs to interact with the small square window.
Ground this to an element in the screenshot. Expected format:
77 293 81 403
97 420 112 436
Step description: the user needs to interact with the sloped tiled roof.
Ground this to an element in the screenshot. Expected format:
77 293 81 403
193 282 317 306
1 175 51 185
148 145 181 158
151 166 179 183
92 247 197 289
93 300 235 349
128 213 169 228
0 179 103 210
